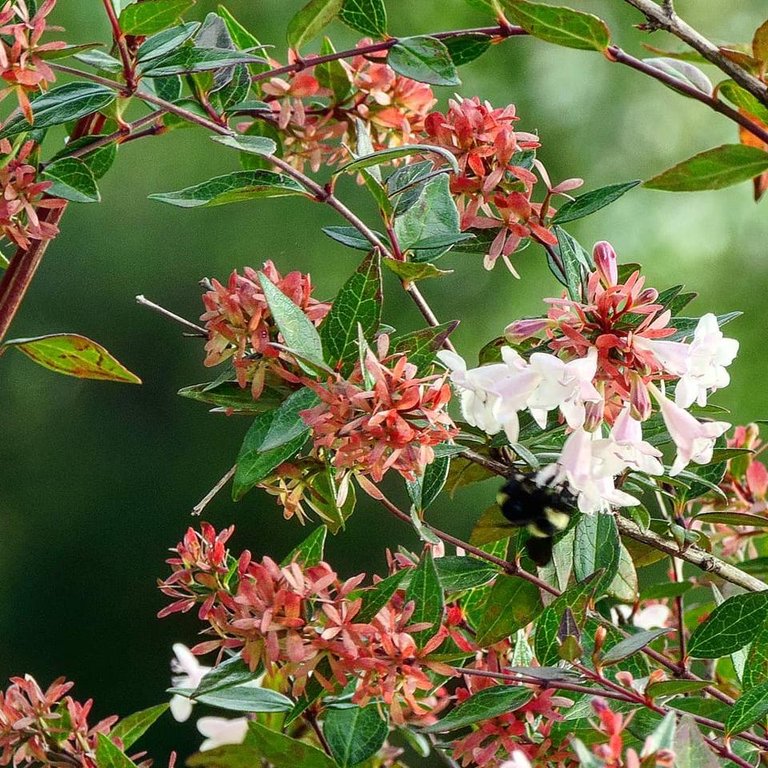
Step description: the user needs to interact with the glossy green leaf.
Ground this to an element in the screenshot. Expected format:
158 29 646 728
356 571 407 623
149 170 306 208
179 685 294 713
501 0 610 52
394 174 460 260
177 381 286 413
73 49 124 72
646 680 711 699
136 22 200 62
601 629 672 666
0 82 116 138
96 734 139 768
725 681 768 734
444 34 492 66
688 591 768 658
645 144 768 191
217 6 262 52
339 0 387 37
695 511 768 527
282 526 328 568
475 575 543 645
554 226 589 301
323 705 388 768
258 387 319 452
52 136 117 180
405 550 444 649
421 685 533 733
233 410 309 499
552 180 640 224
317 37 352 102
607 542 638 603
322 225 386 251
187 722 336 768
286 0 344 50
573 512 620 595
391 320 458 372
673 717 720 768
119 0 195 35
319 250 382 371
335 144 459 177
668 311 741 342
434 556 497 592
141 48 262 76
744 615 768 689
384 259 453 283
194 655 254 696
211 134 277 156
5 334 141 383
41 158 100 203
388 36 460 86
718 79 768 125
109 704 168 750
407 455 451 511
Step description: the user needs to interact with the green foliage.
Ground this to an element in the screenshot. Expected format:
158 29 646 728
108 704 169 750
119 0 195 35
141 48 262 77
339 0 388 37
41 158 100 203
726 682 768 734
475 575 543 645
433 556 498 592
688 591 768 658
551 180 640 224
443 34 492 66
404 549 445 649
387 37 461 86
601 629 672 666
421 685 533 733
573 512 620 595
390 321 459 371
282 526 328 567
95 734 139 768
406 455 451 511
286 0 344 50
136 22 200 62
175 685 294 713
323 705 389 767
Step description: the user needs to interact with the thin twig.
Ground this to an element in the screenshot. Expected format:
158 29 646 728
192 465 237 516
622 0 768 106
101 0 136 92
135 295 208 336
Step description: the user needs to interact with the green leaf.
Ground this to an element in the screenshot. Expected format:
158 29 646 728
178 380 286 413
233 409 309 499
688 591 768 658
573 513 620 595
501 0 610 52
391 321 458 371
211 134 277 156
323 705 389 768
149 170 306 208
187 721 336 768
668 311 741 342
335 144 459 177
443 34 492 66
554 226 589 301
475 575 543 645
421 685 533 733
194 655 254 696
119 0 195 35
282 526 328 567
323 225 386 251
725 681 768 734
405 550 444 649
259 387 320 452
718 80 768 125
217 6 263 52
52 136 117 180
407 455 451 511
41 157 100 203
601 629 672 666
179 685 294 713
607 542 638 603
551 180 640 225
388 36 460 86
141 48 263 77
646 680 711 699
317 37 352 102
319 250 382 371
695 511 768 527
96 734 139 768
287 0 344 50
136 22 200 62
4 333 141 383
384 259 453 283
109 704 168 750
673 717 721 768
74 49 124 72
434 556 497 592
645 144 768 191
394 174 460 260
339 0 387 38
0 82 116 139
643 58 713 97
744 616 768 689
356 571 407 623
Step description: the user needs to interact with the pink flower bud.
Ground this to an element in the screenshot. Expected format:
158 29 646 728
637 287 659 304
504 317 551 343
629 374 652 421
593 241 618 286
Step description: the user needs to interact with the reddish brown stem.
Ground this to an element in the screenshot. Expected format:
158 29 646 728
101 0 136 92
0 206 67 344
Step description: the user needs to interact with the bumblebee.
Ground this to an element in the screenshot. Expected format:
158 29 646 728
496 473 576 566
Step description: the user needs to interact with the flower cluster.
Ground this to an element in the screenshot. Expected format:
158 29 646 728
441 241 738 512
0 0 65 121
0 139 64 248
200 261 331 398
257 41 435 173
0 675 117 768
425 96 581 272
159 526 465 724
301 335 457 483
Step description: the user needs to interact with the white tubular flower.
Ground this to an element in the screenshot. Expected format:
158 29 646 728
655 390 730 476
170 643 211 723
675 313 739 408
500 752 533 768
634 335 690 377
197 716 249 751
527 347 601 430
606 406 664 476
540 428 638 514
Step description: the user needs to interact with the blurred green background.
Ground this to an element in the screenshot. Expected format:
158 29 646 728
2 0 768 761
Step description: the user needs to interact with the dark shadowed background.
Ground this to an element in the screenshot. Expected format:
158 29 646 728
2 0 768 760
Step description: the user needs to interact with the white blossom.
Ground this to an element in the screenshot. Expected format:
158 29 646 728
197 716 249 751
500 752 533 768
169 643 210 723
606 405 664 476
